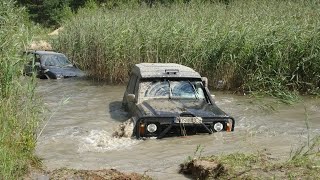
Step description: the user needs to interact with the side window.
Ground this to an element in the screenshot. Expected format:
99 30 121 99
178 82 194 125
127 74 138 94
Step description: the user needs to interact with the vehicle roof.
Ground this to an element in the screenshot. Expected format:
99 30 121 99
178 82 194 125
132 63 201 79
26 50 63 55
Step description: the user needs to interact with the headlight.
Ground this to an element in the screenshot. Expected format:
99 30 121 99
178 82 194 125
147 124 157 133
214 122 223 132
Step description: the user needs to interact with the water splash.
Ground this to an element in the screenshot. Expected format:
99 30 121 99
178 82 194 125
78 129 139 153
112 119 134 138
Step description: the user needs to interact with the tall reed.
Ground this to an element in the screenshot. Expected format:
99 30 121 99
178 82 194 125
53 0 320 96
0 0 40 178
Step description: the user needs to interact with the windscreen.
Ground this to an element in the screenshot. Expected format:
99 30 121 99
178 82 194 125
42 54 72 67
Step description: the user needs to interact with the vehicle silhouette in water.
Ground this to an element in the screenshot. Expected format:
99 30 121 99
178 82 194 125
24 50 85 79
122 63 235 139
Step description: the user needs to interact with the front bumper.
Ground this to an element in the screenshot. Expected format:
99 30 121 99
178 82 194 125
135 116 235 139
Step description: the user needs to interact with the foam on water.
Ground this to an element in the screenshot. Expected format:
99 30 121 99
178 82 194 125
37 125 140 153
78 129 140 153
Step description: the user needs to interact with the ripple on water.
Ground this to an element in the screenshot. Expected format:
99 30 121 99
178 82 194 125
37 126 88 144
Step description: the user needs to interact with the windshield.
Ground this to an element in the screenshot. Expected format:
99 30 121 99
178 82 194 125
42 54 72 67
141 80 205 100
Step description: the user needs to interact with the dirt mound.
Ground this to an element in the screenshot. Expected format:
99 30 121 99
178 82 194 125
180 159 226 180
48 27 64 36
28 40 52 50
49 168 150 180
112 119 134 138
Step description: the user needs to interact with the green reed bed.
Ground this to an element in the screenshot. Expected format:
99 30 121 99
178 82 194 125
53 0 320 97
0 0 40 178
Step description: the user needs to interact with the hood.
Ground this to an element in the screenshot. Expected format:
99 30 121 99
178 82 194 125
46 66 85 77
137 99 228 117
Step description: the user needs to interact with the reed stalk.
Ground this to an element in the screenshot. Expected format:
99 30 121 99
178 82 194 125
0 0 40 178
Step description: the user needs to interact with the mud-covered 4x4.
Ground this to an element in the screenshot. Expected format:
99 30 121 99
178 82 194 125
23 50 85 79
123 63 235 139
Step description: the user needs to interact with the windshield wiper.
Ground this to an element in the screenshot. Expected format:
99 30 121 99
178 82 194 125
188 80 199 100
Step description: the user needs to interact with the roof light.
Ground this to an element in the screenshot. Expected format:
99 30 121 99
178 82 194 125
165 69 179 75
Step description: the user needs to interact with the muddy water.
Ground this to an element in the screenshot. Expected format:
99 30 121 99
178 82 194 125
35 79 320 179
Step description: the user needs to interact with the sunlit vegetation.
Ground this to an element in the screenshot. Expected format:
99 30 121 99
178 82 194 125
53 0 320 99
180 136 320 179
16 0 201 27
1 0 319 178
0 0 40 178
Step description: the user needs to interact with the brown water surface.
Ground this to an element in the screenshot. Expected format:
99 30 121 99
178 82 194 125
35 78 320 179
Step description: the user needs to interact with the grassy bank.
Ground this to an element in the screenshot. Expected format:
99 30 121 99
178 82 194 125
0 0 40 178
180 136 320 179
53 0 320 97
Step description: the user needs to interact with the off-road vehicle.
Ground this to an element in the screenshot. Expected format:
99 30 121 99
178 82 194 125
123 63 235 139
23 50 85 79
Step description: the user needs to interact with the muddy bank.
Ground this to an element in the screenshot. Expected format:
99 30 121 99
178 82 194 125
180 159 226 179
29 40 52 50
179 145 320 180
26 168 151 180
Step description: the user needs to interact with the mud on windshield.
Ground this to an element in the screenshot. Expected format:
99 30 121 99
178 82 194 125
139 79 205 100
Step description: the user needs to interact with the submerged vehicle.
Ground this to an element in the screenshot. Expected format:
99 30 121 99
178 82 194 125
122 63 235 139
23 50 85 79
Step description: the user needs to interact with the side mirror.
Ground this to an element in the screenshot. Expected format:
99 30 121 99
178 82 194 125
127 94 136 103
201 77 208 88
